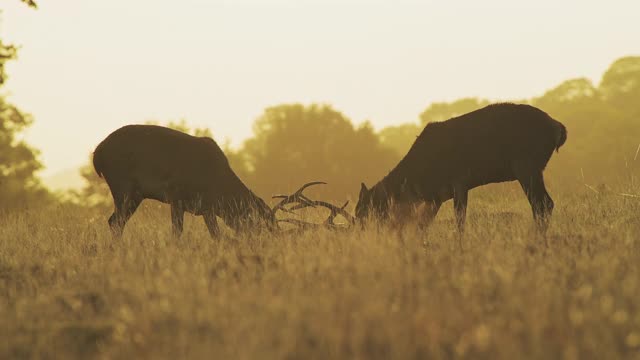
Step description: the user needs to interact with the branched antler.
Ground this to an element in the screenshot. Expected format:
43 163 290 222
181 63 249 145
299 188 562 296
272 182 354 229
289 200 355 226
271 181 326 213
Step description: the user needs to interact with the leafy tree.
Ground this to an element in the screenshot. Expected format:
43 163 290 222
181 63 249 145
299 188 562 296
0 42 18 87
599 56 640 118
419 97 490 125
530 78 611 182
0 1 37 83
408 59 639 188
530 64 640 185
0 97 48 209
21 0 37 8
377 123 421 157
596 57 640 183
533 78 612 145
0 1 48 210
148 119 212 138
241 103 397 200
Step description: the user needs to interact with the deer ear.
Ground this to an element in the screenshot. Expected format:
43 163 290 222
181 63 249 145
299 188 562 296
359 183 368 196
360 183 369 193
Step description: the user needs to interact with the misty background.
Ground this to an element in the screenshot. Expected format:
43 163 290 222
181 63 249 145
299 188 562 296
0 0 639 208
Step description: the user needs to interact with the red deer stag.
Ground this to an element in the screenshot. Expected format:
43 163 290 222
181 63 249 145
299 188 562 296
93 125 352 238
355 103 567 233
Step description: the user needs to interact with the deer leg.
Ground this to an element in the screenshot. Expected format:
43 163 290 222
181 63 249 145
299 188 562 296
203 211 220 238
517 171 554 233
420 200 441 229
453 184 469 233
452 184 468 252
388 202 411 241
391 202 414 226
108 192 142 239
171 202 185 238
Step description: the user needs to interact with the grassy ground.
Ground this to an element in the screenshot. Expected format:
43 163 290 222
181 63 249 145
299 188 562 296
1 186 639 359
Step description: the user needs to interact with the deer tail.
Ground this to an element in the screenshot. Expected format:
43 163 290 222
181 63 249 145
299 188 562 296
92 143 106 178
552 119 567 153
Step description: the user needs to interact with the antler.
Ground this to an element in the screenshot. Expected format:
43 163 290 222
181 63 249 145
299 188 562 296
272 181 355 228
271 181 326 213
289 199 355 226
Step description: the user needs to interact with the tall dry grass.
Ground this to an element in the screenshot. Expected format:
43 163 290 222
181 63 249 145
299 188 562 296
1 185 639 359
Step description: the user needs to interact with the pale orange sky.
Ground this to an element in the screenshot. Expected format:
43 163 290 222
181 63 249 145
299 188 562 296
2 0 639 176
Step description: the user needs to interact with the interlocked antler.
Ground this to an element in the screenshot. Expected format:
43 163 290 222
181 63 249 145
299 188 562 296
288 199 355 226
272 182 355 228
271 181 326 213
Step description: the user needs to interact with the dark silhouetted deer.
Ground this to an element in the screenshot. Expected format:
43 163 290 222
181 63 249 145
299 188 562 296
355 103 567 234
93 125 352 238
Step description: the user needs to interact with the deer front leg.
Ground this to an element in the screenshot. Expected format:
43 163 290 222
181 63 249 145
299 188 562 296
203 211 220 239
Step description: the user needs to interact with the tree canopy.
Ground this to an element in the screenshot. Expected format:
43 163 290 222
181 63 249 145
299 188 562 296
531 58 640 184
419 98 490 125
2 0 638 209
25 56 640 207
370 57 640 190
377 123 421 157
599 56 640 119
0 1 48 210
239 104 398 199
0 97 48 209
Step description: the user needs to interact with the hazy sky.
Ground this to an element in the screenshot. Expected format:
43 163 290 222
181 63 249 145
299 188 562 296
2 0 639 176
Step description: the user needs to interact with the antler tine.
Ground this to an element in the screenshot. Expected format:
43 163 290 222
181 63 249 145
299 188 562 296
288 202 315 211
272 181 355 230
271 181 327 200
316 200 355 225
287 199 352 220
324 202 341 226
291 198 355 225
286 191 323 210
271 181 327 213
271 195 314 211
295 181 327 193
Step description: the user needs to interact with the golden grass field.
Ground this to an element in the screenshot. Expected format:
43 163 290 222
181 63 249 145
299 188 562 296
1 184 639 359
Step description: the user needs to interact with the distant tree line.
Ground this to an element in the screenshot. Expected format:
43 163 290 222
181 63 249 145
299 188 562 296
70 56 640 207
378 57 640 192
1 0 638 211
0 0 49 211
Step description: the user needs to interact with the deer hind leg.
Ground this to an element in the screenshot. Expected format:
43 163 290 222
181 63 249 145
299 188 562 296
516 170 554 233
171 201 185 238
108 191 142 239
453 184 469 233
203 211 220 238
